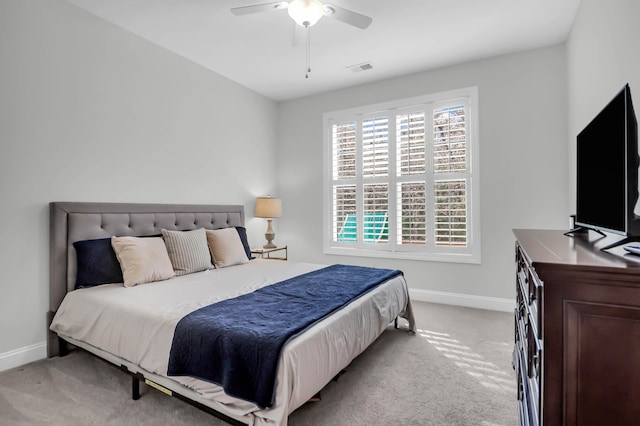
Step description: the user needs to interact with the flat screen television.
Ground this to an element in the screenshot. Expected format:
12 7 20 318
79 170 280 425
574 84 639 250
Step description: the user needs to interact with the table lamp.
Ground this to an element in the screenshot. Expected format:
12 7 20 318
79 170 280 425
254 197 283 248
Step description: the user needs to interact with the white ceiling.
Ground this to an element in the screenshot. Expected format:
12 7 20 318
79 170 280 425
65 0 581 101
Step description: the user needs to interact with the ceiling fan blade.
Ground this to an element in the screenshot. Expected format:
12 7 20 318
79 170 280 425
230 1 289 16
323 4 372 29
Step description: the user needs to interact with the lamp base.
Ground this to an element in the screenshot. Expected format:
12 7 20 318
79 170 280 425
264 230 276 249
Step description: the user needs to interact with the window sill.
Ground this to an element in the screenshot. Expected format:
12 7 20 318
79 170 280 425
323 246 481 264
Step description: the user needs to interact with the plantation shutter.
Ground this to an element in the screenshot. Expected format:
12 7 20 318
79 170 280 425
332 122 357 242
361 116 390 245
325 87 478 262
332 122 357 180
433 104 468 247
397 112 427 245
362 117 389 177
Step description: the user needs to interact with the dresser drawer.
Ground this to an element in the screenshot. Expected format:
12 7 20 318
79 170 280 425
524 376 540 426
516 245 543 340
515 242 542 426
526 267 542 338
527 322 542 380
516 348 538 426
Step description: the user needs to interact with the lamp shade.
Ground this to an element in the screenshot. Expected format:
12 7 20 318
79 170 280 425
254 197 282 219
287 0 325 27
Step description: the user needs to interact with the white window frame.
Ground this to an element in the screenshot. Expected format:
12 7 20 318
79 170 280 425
322 87 481 264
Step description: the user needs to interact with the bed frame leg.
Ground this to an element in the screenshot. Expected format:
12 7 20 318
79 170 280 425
47 312 70 358
132 376 141 400
120 366 142 401
58 337 69 357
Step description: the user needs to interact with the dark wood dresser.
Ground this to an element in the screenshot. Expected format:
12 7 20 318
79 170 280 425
513 229 640 426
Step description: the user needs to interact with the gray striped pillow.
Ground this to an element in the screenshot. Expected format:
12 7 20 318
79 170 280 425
161 228 214 276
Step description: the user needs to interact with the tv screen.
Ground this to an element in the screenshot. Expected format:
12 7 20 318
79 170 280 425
575 84 639 242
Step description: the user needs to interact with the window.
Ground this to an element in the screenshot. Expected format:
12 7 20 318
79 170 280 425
323 87 480 263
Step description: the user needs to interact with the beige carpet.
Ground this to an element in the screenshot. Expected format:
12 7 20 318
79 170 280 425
0 302 516 425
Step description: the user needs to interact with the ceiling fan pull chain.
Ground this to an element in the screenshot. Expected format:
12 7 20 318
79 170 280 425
305 24 311 79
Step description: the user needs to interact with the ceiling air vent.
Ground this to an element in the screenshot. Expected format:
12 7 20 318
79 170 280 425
347 62 373 73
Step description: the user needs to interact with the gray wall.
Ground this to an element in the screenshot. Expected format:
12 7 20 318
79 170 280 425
276 45 569 304
566 0 640 205
0 0 278 358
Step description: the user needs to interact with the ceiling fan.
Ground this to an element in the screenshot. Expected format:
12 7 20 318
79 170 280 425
230 1 373 30
231 1 372 78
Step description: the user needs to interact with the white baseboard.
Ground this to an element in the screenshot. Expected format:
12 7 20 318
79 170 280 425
0 342 47 373
409 288 515 313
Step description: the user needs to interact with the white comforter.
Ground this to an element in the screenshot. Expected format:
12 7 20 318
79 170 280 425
50 260 414 425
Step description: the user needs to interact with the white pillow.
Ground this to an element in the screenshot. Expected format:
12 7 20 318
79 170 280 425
161 228 214 276
111 236 175 287
206 228 250 268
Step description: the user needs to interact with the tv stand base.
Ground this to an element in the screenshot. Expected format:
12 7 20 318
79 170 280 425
564 227 606 238
601 236 640 251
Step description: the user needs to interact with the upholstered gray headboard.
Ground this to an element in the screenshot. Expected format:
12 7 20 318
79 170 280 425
48 202 245 357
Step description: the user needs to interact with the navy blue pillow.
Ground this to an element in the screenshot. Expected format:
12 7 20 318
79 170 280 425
73 237 124 288
235 227 254 260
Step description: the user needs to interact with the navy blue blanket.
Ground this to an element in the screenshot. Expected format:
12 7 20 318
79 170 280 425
167 264 402 408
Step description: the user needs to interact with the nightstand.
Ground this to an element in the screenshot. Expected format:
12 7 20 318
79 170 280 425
251 246 288 260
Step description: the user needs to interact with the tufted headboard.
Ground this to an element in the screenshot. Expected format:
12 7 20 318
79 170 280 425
47 202 244 357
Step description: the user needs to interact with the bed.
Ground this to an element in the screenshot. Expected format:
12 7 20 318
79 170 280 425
47 202 415 425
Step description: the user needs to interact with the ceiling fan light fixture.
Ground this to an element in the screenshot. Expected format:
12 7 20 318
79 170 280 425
287 0 325 27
